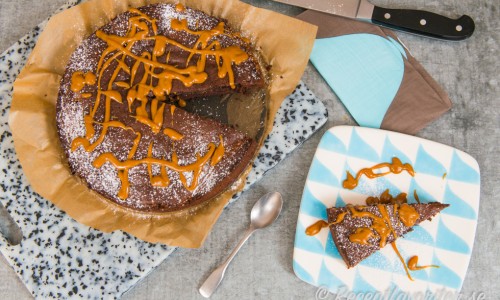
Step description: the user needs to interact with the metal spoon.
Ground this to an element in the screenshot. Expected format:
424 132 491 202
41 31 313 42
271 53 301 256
199 191 283 298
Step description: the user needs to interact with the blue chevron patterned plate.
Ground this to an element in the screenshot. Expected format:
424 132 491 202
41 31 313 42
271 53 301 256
293 126 480 296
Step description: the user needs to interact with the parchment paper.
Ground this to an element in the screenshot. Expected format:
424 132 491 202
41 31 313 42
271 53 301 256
9 0 317 248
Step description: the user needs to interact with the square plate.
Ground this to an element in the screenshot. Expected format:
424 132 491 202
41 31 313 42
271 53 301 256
293 126 480 296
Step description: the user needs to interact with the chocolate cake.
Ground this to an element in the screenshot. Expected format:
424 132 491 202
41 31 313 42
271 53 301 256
56 3 266 212
327 203 449 268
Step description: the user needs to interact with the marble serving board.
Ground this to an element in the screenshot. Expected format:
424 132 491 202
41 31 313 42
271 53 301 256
0 1 328 298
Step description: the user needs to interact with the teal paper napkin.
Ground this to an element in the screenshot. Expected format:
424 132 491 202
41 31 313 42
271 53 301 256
297 10 452 134
311 34 407 128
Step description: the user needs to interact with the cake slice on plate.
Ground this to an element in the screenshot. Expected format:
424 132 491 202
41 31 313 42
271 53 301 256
327 202 448 268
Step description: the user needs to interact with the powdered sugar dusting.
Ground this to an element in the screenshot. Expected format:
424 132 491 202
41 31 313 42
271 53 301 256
158 4 217 32
0 0 326 294
327 203 447 268
56 3 263 212
66 37 104 73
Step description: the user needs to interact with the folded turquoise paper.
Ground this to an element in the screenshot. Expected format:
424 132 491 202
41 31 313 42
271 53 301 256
297 10 452 135
311 34 406 128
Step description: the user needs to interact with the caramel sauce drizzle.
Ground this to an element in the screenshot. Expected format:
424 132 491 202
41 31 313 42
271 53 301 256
347 203 421 281
305 189 436 281
305 212 347 236
304 188 437 281
68 7 253 199
305 220 328 236
357 191 438 280
347 204 396 248
71 71 96 93
365 189 408 206
175 3 185 12
343 157 415 189
407 256 439 271
391 242 414 281
211 135 225 166
413 189 421 204
349 227 374 245
163 128 183 140
398 203 419 227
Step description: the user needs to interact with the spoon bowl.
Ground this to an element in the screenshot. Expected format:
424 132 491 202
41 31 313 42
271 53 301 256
199 191 283 298
250 191 283 229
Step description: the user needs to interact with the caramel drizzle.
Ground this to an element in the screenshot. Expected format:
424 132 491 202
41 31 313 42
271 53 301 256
366 189 408 206
391 242 414 281
71 71 96 93
398 203 419 227
68 7 253 199
413 189 421 204
175 3 185 12
346 204 400 248
307 190 436 281
408 256 439 271
343 157 415 189
305 191 437 280
305 212 347 236
349 227 374 245
354 191 439 280
364 191 420 228
347 204 420 281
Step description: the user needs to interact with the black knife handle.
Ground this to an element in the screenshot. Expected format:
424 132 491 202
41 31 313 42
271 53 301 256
371 6 475 41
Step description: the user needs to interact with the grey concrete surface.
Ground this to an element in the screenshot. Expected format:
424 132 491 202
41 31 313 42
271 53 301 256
1 0 499 299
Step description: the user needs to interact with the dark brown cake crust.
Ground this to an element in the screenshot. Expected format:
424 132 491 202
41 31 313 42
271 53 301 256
56 4 264 212
327 203 449 268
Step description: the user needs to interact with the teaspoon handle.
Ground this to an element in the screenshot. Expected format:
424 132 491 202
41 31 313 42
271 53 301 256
199 227 256 298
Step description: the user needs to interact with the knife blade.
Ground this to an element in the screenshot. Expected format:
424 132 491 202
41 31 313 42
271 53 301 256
273 0 474 40
0 201 22 245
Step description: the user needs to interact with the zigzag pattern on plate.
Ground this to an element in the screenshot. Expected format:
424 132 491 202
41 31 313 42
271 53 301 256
293 126 479 295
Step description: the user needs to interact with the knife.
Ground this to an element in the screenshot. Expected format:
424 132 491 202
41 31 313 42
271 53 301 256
273 0 475 40
0 202 22 245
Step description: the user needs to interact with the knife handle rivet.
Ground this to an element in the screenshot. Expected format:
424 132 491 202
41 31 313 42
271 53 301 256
456 25 463 32
420 19 427 26
384 13 391 19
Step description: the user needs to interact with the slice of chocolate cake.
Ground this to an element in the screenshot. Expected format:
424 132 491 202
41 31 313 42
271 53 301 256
56 4 266 212
327 203 448 268
58 4 265 102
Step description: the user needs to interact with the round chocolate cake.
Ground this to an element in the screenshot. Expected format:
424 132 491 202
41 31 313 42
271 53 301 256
56 3 266 212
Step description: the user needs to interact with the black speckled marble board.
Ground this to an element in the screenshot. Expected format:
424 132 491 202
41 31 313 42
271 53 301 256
0 1 328 298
